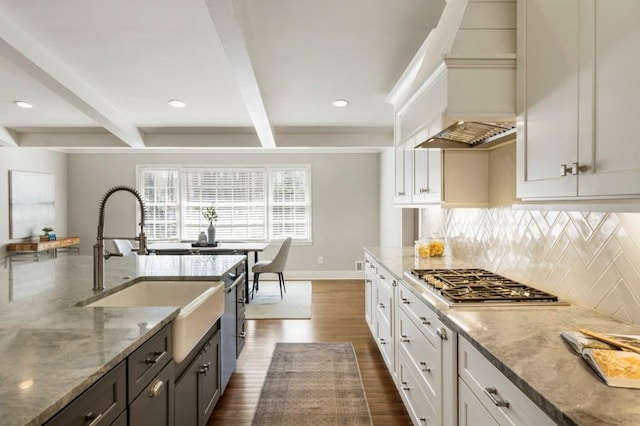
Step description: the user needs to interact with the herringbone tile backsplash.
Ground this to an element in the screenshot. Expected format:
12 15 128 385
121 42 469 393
427 208 640 326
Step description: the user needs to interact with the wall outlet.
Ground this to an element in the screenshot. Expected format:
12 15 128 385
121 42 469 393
318 256 324 264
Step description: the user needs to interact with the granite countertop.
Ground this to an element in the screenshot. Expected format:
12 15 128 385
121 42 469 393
365 246 640 426
0 253 245 426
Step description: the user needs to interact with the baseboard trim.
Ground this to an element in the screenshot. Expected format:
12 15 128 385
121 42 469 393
254 270 365 280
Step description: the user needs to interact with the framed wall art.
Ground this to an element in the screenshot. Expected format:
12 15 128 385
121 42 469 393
9 170 55 239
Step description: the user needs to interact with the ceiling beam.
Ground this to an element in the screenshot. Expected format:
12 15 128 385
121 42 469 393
205 0 276 148
0 126 18 147
0 12 146 148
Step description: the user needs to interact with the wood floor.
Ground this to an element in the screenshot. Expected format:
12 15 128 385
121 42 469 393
208 279 411 425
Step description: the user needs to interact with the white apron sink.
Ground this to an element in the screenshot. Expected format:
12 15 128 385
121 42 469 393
88 280 224 363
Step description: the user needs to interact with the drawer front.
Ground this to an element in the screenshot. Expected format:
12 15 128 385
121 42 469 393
129 360 175 426
128 323 173 402
375 279 393 325
398 309 441 402
398 349 439 426
398 282 440 347
376 314 394 371
45 361 126 426
458 378 499 426
458 337 555 426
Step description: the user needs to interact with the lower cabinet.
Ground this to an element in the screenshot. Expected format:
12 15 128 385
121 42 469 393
129 360 175 426
175 328 221 426
457 336 555 426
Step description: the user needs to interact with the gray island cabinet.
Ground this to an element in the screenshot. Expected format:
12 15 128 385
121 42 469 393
0 254 244 426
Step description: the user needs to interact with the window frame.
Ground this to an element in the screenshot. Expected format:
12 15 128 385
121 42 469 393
136 164 312 243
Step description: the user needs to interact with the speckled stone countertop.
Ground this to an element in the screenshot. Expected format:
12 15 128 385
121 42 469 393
0 254 245 426
365 247 640 426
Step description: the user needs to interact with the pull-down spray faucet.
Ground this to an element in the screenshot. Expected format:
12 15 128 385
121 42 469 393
93 185 147 291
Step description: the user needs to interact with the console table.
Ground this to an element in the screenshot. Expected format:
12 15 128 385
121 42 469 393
6 236 80 263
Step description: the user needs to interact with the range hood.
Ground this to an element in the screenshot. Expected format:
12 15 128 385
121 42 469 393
387 0 516 149
416 121 516 149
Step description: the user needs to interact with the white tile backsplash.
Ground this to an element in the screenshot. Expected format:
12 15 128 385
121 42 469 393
423 207 640 326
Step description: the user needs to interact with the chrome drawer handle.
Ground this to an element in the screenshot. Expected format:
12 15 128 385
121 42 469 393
401 381 411 391
484 387 510 408
149 379 164 397
365 279 372 284
401 297 410 304
379 338 386 345
400 335 410 343
238 331 247 338
84 412 103 426
436 327 448 340
378 303 385 308
145 350 164 364
419 418 429 424
419 316 431 325
419 361 431 372
377 274 385 280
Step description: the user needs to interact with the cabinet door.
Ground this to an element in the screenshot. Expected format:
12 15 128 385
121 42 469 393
129 361 175 426
517 0 580 198
395 141 413 204
578 0 640 197
199 332 221 426
458 379 499 426
413 148 442 204
175 355 199 426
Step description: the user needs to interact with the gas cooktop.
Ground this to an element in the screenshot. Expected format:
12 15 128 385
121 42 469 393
406 268 565 307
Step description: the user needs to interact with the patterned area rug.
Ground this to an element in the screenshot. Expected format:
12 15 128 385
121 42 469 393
246 281 312 319
252 343 373 426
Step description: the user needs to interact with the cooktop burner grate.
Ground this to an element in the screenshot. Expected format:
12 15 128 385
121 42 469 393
410 268 559 304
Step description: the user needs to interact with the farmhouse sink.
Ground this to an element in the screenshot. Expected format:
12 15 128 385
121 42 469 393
87 280 225 363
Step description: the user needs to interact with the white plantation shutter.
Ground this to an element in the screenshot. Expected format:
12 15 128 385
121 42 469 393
270 167 311 241
183 168 266 241
141 169 179 240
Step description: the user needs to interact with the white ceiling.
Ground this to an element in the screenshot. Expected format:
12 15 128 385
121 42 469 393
0 0 444 151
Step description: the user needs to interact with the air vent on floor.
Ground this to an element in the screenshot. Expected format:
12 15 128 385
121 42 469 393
355 261 364 271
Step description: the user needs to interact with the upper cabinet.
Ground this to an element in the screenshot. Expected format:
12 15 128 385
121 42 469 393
517 0 640 200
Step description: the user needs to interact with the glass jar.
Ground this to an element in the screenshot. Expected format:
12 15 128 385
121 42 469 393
414 240 430 258
428 238 445 257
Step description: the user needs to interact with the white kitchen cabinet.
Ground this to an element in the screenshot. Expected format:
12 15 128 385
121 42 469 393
397 281 456 426
517 0 640 200
458 336 555 426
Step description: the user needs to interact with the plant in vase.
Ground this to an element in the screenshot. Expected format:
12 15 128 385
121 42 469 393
41 226 54 241
196 205 217 245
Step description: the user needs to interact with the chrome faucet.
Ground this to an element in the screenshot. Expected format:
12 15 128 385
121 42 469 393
93 185 147 291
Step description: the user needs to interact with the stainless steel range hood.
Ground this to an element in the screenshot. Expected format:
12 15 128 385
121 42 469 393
416 121 516 149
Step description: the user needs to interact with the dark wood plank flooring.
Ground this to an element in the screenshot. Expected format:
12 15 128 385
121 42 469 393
208 279 411 425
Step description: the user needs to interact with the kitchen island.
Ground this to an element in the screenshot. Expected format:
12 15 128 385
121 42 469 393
0 253 245 426
365 246 640 425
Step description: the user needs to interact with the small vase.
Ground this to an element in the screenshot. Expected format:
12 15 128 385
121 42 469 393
207 223 216 245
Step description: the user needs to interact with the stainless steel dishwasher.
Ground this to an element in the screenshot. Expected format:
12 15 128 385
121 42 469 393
221 270 245 393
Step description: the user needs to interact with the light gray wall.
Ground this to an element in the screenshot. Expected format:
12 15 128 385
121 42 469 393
0 148 68 257
67 152 380 277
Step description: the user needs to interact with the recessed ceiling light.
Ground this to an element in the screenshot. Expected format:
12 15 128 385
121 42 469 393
14 100 33 109
168 99 187 108
332 99 349 107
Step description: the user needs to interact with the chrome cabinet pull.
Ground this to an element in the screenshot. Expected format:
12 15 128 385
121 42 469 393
419 361 431 372
238 331 247 338
397 191 405 196
145 350 164 364
84 412 103 426
560 164 572 176
379 338 386 345
401 381 411 391
484 387 510 408
400 334 410 343
378 303 385 308
436 327 448 340
419 316 431 325
419 188 429 193
401 297 410 304
377 274 385 280
149 379 164 397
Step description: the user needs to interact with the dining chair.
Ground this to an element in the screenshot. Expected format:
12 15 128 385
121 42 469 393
112 239 135 256
252 237 292 299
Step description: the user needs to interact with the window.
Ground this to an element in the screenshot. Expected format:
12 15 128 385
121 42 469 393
138 165 311 242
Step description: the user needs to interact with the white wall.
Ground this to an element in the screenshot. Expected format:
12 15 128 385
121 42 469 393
0 148 68 257
379 148 403 247
67 152 380 278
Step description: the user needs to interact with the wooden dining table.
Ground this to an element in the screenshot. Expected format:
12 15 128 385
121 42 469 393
147 241 270 302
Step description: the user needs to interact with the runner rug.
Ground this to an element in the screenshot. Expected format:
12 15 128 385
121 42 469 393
252 342 373 426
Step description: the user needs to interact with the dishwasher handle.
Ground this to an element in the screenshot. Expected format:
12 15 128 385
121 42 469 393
225 273 245 293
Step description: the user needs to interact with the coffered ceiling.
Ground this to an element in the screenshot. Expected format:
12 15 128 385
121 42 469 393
0 0 444 151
